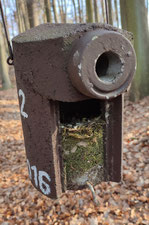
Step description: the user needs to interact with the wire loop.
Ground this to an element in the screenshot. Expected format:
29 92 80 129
7 56 14 66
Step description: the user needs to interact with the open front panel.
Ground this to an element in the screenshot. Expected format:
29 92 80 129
59 99 105 190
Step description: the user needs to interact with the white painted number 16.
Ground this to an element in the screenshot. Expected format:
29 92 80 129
27 159 51 195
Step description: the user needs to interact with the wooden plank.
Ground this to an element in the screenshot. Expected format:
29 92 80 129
102 94 123 182
16 84 62 199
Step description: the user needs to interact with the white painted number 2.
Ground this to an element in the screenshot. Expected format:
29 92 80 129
27 159 51 195
19 89 28 118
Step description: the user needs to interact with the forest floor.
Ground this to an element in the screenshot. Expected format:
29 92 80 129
0 87 149 225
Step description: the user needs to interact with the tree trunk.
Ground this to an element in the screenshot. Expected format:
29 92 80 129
44 0 52 22
58 0 63 22
93 0 99 22
58 0 66 23
86 0 93 23
52 0 58 23
81 0 84 22
101 0 106 23
120 0 149 100
63 0 67 23
26 0 39 28
72 0 77 22
77 0 82 22
107 0 113 25
0 22 11 89
21 0 30 30
15 0 25 32
120 0 127 29
114 0 119 27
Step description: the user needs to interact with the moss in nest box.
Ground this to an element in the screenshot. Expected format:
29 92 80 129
61 116 104 190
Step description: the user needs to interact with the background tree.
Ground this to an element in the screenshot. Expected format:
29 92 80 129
58 0 67 23
93 0 100 22
44 0 52 23
78 0 82 22
52 0 58 23
0 21 11 89
114 0 119 27
26 0 39 28
72 0 77 22
16 0 30 33
120 0 149 100
86 0 93 22
101 0 106 23
107 0 113 25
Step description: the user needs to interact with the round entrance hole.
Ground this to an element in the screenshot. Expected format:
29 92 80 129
95 51 122 83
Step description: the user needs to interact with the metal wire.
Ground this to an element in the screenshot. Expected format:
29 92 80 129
0 0 14 65
105 0 109 24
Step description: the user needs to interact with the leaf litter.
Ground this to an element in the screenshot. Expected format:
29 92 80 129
0 88 149 225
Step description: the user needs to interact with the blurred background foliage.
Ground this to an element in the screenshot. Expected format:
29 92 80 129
0 0 149 101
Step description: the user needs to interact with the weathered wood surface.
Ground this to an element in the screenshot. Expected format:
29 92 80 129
102 95 123 182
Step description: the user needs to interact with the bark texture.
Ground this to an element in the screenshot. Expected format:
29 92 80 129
0 22 11 89
120 0 149 100
86 0 93 23
26 0 39 28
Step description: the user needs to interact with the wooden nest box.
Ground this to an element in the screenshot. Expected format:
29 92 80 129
13 23 136 199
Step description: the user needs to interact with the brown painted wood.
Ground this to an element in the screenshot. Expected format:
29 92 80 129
15 81 62 198
102 94 123 182
12 23 134 102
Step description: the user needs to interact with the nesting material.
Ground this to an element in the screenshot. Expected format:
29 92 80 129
61 117 104 190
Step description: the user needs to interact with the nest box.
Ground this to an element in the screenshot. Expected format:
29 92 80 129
12 23 136 199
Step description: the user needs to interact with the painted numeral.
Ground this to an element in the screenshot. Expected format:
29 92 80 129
19 89 28 118
27 159 51 195
39 171 51 195
31 165 38 187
